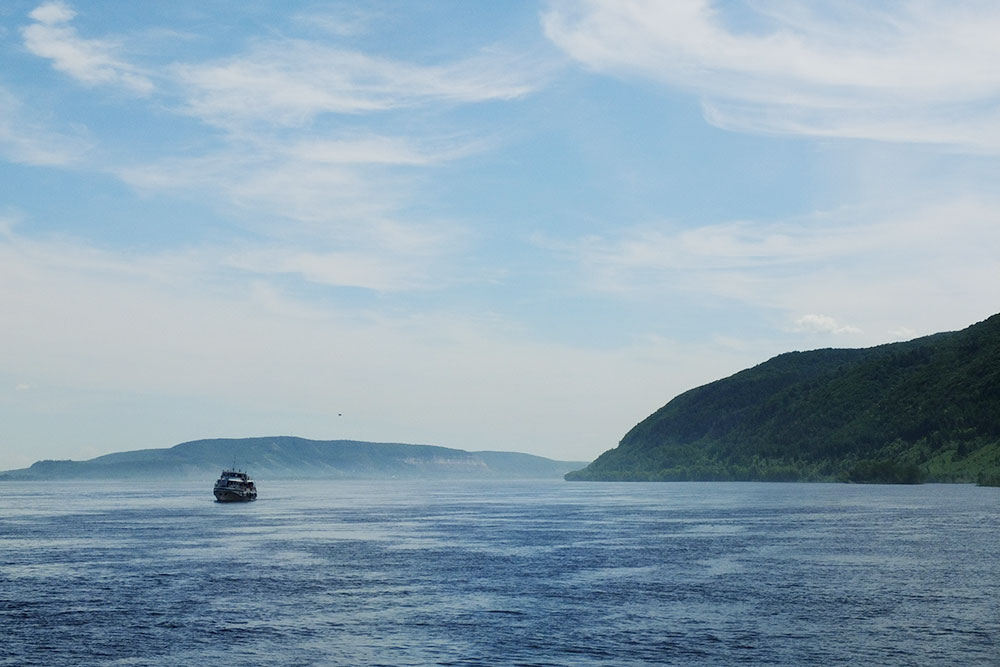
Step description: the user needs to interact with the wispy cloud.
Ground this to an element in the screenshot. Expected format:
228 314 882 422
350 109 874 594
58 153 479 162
221 241 459 292
117 137 425 214
0 86 91 166
22 1 154 95
792 314 862 336
292 7 381 38
172 40 545 128
119 132 478 193
17 2 525 291
281 135 479 166
552 198 1000 340
114 133 471 284
544 0 1000 151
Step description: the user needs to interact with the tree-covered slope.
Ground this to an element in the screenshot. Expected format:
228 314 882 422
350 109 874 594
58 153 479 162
568 314 1000 483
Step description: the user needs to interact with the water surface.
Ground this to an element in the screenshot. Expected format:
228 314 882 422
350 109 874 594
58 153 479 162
1 480 997 665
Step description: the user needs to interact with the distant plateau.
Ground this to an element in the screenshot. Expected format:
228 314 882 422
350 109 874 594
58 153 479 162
0 437 587 481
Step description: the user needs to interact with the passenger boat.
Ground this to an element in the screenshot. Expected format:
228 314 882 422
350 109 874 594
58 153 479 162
213 469 257 502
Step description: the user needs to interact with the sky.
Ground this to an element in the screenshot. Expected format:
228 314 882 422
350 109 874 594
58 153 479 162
2 0 999 470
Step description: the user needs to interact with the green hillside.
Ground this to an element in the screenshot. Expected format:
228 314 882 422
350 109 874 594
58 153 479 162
567 314 1000 484
0 437 586 481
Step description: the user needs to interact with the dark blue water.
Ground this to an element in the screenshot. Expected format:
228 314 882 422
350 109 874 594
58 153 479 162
1 480 997 665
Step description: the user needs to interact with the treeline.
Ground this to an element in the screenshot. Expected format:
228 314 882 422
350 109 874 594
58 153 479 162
565 455 924 484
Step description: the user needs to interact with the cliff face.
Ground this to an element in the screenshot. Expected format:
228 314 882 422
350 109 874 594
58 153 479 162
568 314 1000 483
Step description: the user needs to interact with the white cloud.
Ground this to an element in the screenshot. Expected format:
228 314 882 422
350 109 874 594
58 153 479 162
544 0 1000 151
281 135 469 166
120 144 402 222
29 1 75 25
22 1 153 95
20 0 547 124
292 7 380 38
15 3 525 294
792 314 862 336
114 136 469 280
112 125 483 281
554 198 1000 342
0 86 91 166
173 40 545 128
222 247 440 292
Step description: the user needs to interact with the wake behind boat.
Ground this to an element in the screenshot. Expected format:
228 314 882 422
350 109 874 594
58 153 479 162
213 469 257 502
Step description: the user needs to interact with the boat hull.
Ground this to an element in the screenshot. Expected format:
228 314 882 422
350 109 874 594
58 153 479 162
213 488 256 502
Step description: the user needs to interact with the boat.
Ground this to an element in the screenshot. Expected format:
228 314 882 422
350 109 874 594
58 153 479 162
213 469 257 502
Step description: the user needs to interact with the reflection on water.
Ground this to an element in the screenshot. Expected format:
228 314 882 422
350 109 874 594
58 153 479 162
1 480 997 665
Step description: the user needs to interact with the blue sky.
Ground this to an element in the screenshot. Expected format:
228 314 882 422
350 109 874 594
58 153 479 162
2 1 999 470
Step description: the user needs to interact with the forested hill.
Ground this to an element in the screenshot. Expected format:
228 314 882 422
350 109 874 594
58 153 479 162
0 437 585 481
567 313 1000 484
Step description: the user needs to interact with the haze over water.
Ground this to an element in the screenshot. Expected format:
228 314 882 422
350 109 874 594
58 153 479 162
1 480 997 665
